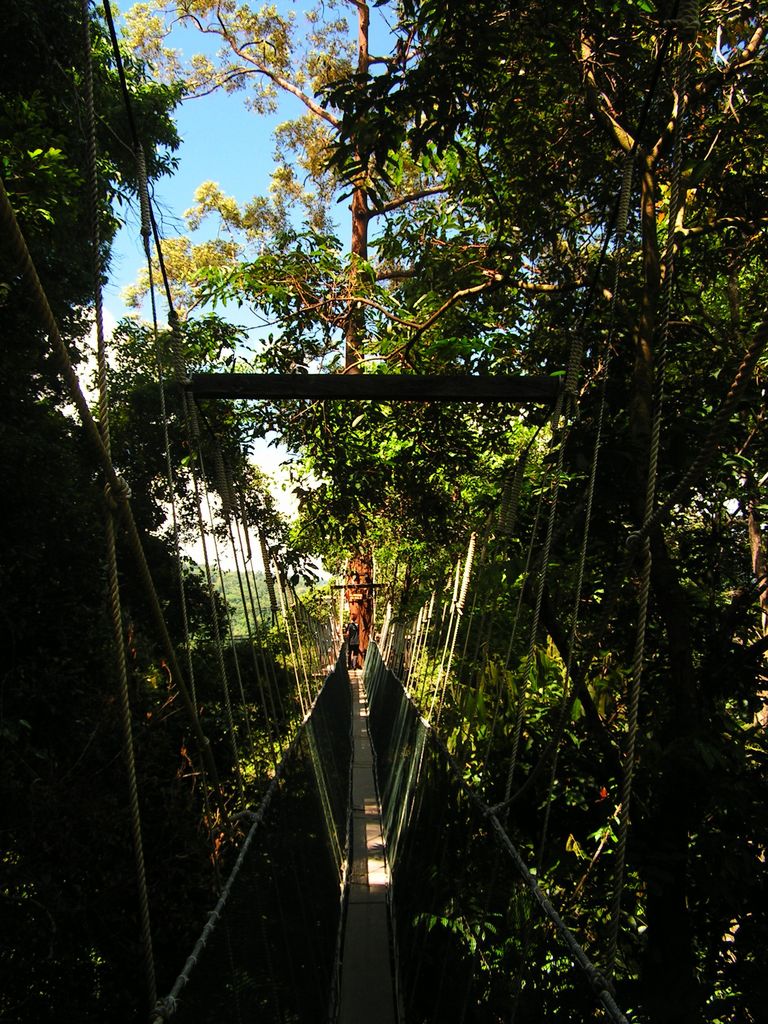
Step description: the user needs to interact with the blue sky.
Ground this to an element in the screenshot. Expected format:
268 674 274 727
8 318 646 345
104 1 394 324
104 65 297 321
99 3 395 532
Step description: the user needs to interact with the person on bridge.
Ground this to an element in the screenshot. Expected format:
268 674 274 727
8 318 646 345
344 619 360 669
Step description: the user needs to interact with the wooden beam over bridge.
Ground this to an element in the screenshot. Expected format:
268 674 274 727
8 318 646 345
188 372 561 403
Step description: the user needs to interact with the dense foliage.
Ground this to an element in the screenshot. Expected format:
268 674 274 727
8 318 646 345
320 3 768 1022
2 0 767 1022
0 3 314 1020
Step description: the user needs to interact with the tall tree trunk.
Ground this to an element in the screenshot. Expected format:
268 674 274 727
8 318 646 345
344 0 370 372
345 550 374 654
342 3 374 648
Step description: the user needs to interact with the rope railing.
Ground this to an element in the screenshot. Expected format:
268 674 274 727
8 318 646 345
365 642 629 1024
150 652 352 1023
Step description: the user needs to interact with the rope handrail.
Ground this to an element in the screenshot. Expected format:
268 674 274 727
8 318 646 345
149 653 346 1023
366 643 629 1024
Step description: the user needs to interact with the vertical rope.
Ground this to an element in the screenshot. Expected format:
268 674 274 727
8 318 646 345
537 151 636 862
434 533 476 726
81 1 156 1005
260 532 280 621
606 45 691 976
503 395 567 805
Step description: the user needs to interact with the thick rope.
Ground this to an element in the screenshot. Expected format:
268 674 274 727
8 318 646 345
260 532 280 622
606 45 691 976
0 177 228 816
537 152 636 863
81 3 156 1003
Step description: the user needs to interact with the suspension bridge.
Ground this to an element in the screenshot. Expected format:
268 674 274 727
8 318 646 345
3 2 766 1021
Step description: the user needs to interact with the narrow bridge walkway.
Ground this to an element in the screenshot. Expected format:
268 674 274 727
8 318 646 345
338 668 397 1024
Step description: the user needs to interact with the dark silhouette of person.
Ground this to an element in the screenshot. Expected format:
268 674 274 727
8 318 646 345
344 619 360 669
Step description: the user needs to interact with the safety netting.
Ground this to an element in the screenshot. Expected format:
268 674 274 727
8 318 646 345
364 643 625 1024
154 659 352 1024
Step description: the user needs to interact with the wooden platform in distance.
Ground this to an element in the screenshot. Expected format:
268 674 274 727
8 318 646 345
188 372 561 403
337 668 397 1024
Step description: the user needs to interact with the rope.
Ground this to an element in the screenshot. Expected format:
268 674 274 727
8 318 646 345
606 43 691 976
0 174 229 817
260 532 280 622
537 150 636 868
83 4 156 1004
374 647 628 1024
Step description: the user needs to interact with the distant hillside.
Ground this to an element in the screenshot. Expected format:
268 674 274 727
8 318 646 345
217 570 314 635
217 570 274 635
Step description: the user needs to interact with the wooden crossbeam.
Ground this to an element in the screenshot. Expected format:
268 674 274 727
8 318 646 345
188 372 561 403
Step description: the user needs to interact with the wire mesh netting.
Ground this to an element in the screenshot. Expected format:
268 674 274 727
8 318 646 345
365 643 616 1024
159 661 352 1024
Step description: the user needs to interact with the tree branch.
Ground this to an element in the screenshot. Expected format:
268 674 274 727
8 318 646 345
228 40 341 127
580 34 636 155
369 186 451 218
691 19 767 109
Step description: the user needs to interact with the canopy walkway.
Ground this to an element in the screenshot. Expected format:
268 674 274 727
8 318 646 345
3 6 767 1021
145 639 627 1024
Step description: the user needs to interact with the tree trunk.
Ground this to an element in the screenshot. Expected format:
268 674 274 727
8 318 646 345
746 475 768 726
345 550 374 656
344 0 370 372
